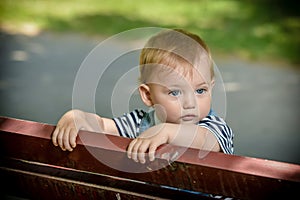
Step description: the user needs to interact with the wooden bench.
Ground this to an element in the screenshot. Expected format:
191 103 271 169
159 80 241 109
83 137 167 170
0 116 299 199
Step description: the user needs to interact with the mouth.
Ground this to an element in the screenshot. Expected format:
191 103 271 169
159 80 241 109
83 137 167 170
181 114 197 121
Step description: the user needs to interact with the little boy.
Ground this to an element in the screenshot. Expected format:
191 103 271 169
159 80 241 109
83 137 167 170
52 29 234 164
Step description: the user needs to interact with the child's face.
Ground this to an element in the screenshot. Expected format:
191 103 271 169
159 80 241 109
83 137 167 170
144 64 214 124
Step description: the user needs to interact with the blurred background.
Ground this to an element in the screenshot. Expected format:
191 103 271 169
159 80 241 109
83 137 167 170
0 0 299 164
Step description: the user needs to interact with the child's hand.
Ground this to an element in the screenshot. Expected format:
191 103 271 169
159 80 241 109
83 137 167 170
52 109 102 151
127 123 172 164
126 123 218 163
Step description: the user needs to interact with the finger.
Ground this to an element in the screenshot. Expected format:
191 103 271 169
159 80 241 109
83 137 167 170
137 141 150 164
63 128 73 151
69 128 78 148
148 143 158 162
138 152 146 164
131 140 142 162
127 139 137 159
52 127 59 146
57 129 66 151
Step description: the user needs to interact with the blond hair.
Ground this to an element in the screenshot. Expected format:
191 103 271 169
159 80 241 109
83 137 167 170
139 29 214 83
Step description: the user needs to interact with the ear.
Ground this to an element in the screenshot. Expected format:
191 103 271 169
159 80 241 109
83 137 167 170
139 84 153 107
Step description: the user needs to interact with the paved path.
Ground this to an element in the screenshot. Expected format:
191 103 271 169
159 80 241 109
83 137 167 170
1 31 299 164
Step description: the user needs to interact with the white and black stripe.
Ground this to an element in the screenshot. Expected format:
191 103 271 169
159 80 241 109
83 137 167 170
113 109 145 138
198 115 234 154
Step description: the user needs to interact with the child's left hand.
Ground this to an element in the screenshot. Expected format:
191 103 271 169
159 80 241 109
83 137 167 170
127 123 179 163
126 123 219 164
126 123 175 164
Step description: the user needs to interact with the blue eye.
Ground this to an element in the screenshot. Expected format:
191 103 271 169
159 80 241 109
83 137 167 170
169 90 181 97
196 89 206 94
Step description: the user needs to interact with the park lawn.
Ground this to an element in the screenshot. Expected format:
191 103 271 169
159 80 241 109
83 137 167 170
0 0 299 65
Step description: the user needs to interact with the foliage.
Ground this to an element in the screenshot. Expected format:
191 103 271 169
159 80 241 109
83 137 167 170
1 0 299 64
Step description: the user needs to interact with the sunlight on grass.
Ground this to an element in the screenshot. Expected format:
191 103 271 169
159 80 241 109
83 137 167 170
1 0 299 64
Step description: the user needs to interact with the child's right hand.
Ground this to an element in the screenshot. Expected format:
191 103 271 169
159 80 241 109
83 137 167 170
52 109 102 151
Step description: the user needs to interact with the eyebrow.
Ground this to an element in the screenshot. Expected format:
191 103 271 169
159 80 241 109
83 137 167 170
166 82 208 88
195 82 208 87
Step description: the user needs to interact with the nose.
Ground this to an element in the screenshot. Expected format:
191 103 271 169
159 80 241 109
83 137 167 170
182 93 196 109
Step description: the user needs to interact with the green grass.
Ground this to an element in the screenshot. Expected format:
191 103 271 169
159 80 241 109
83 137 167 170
1 0 299 65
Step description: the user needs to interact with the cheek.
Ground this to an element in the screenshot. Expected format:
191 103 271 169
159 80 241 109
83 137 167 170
162 101 179 112
153 104 167 122
151 94 180 121
159 101 181 121
197 97 211 117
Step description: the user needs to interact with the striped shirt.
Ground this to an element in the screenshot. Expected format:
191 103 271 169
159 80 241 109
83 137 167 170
113 109 234 154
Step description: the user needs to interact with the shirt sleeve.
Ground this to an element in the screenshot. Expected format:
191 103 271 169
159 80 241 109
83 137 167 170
112 109 145 138
197 115 234 154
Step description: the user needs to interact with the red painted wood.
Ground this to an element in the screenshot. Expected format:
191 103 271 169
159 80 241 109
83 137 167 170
1 116 299 199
